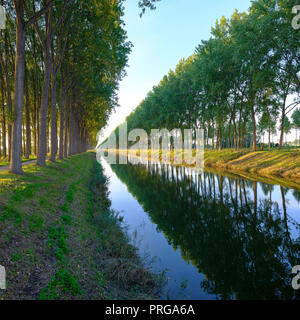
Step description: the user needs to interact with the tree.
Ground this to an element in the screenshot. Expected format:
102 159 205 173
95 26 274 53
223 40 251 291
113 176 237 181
283 117 292 145
10 0 54 174
0 0 132 171
259 108 277 151
28 0 71 167
138 0 161 17
107 0 299 157
292 109 300 146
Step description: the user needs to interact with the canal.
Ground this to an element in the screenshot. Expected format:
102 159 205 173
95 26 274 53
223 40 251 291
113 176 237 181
101 158 300 300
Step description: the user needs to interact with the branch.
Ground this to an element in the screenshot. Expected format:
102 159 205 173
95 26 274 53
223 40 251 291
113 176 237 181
31 20 47 52
286 101 300 115
53 12 72 74
138 0 160 17
51 0 71 40
24 0 54 30
24 2 48 51
53 28 69 74
57 30 69 71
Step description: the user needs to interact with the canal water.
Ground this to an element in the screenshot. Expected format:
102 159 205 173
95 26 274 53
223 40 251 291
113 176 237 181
101 158 300 300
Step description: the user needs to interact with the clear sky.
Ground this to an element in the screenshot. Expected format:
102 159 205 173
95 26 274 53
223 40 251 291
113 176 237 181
102 0 253 139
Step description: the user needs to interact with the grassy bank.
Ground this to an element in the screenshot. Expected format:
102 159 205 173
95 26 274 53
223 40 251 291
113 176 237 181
0 152 159 300
204 149 300 189
0 155 37 168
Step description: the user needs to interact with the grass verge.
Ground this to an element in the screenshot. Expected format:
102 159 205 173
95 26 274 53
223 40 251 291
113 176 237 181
0 155 37 168
204 149 300 189
0 152 159 300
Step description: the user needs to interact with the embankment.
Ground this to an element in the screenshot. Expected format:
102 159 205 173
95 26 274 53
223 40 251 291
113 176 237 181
0 152 159 300
107 149 300 189
204 149 300 189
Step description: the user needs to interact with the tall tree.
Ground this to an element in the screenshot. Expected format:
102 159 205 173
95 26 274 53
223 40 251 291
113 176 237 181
10 0 53 174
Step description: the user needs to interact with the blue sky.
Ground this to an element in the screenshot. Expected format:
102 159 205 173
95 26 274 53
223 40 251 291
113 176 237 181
102 0 252 138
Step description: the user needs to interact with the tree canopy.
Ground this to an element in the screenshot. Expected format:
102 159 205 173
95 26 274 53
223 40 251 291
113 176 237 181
0 0 135 173
108 0 300 152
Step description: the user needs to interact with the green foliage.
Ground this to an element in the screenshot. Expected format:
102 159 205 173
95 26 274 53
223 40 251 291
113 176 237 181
11 254 21 262
0 0 133 162
106 0 299 152
61 214 72 225
47 225 69 261
39 268 82 300
0 205 23 225
27 214 45 232
292 109 300 129
283 117 292 134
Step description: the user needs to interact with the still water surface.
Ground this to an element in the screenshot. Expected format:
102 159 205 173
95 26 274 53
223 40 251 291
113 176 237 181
101 158 300 300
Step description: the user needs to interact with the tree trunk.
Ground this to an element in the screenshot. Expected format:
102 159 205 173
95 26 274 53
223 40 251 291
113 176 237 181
251 105 256 152
227 121 231 149
1 26 13 162
212 122 215 150
33 77 37 156
22 123 26 156
64 91 69 158
237 114 241 151
233 118 237 151
206 122 210 149
0 71 6 158
25 70 31 159
58 73 65 159
242 121 246 149
50 72 58 162
218 124 222 152
37 51 52 167
68 101 73 156
268 123 271 152
10 7 26 174
278 105 286 150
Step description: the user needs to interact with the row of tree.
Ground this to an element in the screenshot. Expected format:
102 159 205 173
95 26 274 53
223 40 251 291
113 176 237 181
0 0 149 174
109 0 300 152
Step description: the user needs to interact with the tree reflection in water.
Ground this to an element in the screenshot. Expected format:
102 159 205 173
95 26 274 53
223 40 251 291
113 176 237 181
110 157 300 300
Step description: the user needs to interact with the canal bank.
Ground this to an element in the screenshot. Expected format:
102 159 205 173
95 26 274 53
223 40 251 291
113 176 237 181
0 152 160 300
104 149 300 190
204 149 300 189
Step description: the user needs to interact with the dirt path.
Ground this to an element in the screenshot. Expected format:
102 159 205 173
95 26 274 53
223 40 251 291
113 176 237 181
0 160 36 172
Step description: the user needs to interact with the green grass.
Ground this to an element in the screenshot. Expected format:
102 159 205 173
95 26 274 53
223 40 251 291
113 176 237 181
0 155 37 167
0 152 159 300
204 149 249 165
39 268 82 300
203 149 300 189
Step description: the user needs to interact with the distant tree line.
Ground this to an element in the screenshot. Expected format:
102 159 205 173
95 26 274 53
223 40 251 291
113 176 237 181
110 0 300 152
